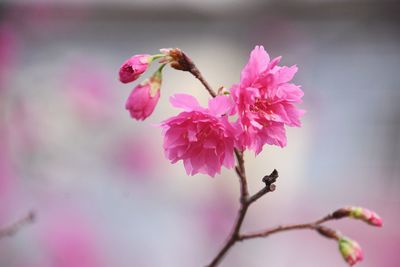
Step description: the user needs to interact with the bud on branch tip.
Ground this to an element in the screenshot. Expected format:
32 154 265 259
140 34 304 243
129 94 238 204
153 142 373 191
338 237 363 266
332 206 383 227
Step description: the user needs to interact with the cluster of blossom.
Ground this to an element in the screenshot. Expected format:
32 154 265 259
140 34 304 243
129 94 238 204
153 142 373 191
119 46 304 177
119 48 383 267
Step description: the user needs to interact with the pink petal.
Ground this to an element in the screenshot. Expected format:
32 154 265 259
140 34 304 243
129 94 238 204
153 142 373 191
240 45 270 87
169 93 200 111
208 95 234 116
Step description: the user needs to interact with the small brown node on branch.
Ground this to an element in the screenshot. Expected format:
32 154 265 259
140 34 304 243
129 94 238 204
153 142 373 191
262 169 278 190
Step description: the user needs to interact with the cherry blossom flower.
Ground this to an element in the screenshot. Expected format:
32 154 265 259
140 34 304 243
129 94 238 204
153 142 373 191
161 94 237 177
230 45 305 154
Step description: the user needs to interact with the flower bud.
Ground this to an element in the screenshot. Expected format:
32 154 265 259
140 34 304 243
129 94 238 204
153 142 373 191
125 67 162 121
333 206 383 227
119 54 151 83
338 237 363 266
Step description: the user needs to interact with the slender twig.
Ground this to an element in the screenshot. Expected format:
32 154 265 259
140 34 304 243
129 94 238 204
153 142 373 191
238 214 335 241
0 211 35 239
234 149 248 203
247 169 279 205
207 167 278 267
206 150 250 267
182 52 217 98
167 49 217 97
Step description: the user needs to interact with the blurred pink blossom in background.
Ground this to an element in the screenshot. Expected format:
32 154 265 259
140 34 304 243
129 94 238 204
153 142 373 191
65 61 115 122
40 211 105 267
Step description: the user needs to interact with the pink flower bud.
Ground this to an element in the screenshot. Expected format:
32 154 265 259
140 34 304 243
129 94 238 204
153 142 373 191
119 54 151 83
333 206 383 227
125 71 162 121
338 237 363 266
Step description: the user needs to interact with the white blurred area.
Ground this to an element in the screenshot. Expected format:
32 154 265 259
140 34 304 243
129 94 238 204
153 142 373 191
0 0 399 266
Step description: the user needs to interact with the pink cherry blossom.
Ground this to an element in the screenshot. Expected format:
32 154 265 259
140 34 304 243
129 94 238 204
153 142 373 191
119 54 150 83
230 45 305 154
125 76 161 121
161 94 237 177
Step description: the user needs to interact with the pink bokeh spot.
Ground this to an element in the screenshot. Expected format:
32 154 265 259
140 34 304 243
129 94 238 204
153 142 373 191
42 213 104 267
0 23 19 90
112 135 162 178
66 61 115 122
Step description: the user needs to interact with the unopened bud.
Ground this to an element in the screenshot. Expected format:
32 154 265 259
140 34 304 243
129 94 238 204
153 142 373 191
333 206 383 227
125 65 164 121
338 237 363 266
119 54 151 83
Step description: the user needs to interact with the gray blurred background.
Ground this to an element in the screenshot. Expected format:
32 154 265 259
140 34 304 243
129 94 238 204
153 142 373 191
0 0 399 266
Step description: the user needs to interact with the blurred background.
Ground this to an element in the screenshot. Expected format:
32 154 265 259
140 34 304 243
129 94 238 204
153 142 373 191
0 0 399 266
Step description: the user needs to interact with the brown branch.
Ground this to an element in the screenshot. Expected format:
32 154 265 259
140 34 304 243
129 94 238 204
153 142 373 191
206 149 251 267
207 168 279 266
234 149 248 204
247 169 278 205
238 214 335 241
0 211 35 240
188 65 217 98
166 48 217 97
180 51 217 97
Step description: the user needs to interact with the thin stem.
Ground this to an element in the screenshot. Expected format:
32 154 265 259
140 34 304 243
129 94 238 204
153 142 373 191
0 211 35 240
247 185 273 205
238 215 335 241
234 149 248 203
175 50 217 97
247 169 278 205
189 67 217 98
206 150 250 267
